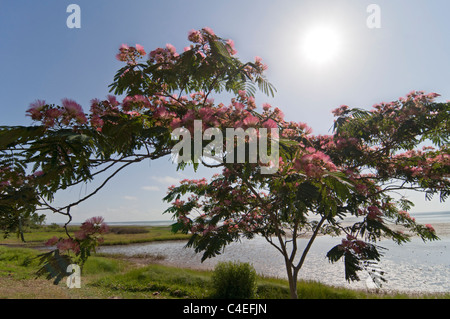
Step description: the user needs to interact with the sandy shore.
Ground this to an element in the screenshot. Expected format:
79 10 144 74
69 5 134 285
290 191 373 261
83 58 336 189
290 221 450 239
386 222 450 238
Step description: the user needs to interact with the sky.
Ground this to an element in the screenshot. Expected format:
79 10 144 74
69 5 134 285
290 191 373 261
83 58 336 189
0 0 449 223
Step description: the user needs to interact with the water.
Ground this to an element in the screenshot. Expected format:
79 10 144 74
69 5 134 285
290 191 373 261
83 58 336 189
410 211 450 223
97 212 450 293
99 234 450 294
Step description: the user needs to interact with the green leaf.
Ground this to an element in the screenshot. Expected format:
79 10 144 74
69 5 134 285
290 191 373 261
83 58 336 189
326 244 345 263
35 250 73 285
0 126 46 149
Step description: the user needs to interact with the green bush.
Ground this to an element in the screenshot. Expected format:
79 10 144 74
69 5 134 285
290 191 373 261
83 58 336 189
211 261 257 299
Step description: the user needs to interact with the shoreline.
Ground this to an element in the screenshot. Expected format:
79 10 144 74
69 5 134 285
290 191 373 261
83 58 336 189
96 223 450 295
290 221 450 239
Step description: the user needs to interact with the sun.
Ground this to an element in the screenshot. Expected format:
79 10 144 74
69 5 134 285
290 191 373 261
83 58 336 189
301 26 341 64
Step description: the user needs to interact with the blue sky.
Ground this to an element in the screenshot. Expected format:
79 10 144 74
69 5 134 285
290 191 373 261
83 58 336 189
1 0 449 223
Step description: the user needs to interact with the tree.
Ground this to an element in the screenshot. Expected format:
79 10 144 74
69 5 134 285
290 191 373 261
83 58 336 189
0 164 44 242
163 90 449 299
0 28 448 297
0 28 275 279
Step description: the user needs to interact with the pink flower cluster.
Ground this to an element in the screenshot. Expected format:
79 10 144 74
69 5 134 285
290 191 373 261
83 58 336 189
149 44 179 67
293 147 337 178
425 224 435 233
384 148 450 182
280 121 312 139
338 235 367 254
121 95 152 112
254 56 268 72
74 216 109 240
0 166 46 193
398 210 415 222
222 208 265 234
45 236 80 254
89 95 121 131
26 98 87 128
45 216 108 255
116 43 146 65
366 206 383 222
331 105 349 117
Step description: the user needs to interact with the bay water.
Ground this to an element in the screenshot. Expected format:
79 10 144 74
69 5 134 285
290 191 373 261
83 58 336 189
99 211 450 293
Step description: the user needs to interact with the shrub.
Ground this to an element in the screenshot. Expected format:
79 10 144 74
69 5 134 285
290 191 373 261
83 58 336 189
211 261 257 299
108 226 148 234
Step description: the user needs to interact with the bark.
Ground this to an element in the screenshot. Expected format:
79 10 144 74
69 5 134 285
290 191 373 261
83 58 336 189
18 217 26 242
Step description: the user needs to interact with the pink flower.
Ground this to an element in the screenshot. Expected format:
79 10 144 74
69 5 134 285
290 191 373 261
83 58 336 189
26 100 46 120
45 236 59 246
243 115 259 127
262 119 278 129
43 108 63 127
234 102 245 111
254 56 268 71
202 27 215 36
198 107 215 122
262 103 272 112
33 170 44 177
61 98 86 123
79 216 109 236
425 224 435 233
116 44 130 61
116 53 126 61
57 238 80 254
226 39 237 55
166 43 177 56
126 111 141 117
74 230 87 240
135 44 146 56
90 115 104 129
367 206 383 221
173 199 185 208
332 105 349 117
188 29 203 43
45 108 62 119
170 118 182 130
298 122 312 134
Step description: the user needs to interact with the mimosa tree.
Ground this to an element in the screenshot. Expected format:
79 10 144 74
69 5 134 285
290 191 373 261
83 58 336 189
0 28 448 296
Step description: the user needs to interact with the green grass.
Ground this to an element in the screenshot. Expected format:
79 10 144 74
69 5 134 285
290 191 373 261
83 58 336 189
0 246 42 279
0 225 189 247
1 245 449 299
91 264 213 298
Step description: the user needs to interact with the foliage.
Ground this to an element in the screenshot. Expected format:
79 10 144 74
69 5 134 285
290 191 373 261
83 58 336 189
211 261 258 299
35 216 108 284
0 27 448 298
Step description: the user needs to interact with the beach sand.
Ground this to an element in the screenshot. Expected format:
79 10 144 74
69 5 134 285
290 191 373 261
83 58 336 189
387 222 450 238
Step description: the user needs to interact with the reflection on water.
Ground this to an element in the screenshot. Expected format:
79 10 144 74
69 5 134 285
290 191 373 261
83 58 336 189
99 235 450 293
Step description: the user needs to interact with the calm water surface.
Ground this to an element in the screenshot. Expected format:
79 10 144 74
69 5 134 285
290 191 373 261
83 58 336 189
99 234 450 293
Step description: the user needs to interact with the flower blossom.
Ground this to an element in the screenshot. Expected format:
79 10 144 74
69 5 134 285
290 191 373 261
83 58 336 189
188 29 204 43
425 224 435 233
226 39 237 55
61 98 87 124
26 100 47 120
293 148 337 178
56 238 80 254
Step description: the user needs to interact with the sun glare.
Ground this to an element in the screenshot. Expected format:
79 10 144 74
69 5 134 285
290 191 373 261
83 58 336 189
302 26 341 64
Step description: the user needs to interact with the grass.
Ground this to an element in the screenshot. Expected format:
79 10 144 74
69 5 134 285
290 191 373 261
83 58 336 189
0 224 190 247
1 245 449 299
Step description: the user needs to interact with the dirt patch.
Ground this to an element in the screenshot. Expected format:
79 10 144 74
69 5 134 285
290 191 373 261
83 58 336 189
0 277 71 299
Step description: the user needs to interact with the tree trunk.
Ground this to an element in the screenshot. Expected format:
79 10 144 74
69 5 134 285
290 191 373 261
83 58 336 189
284 258 298 299
18 217 26 242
